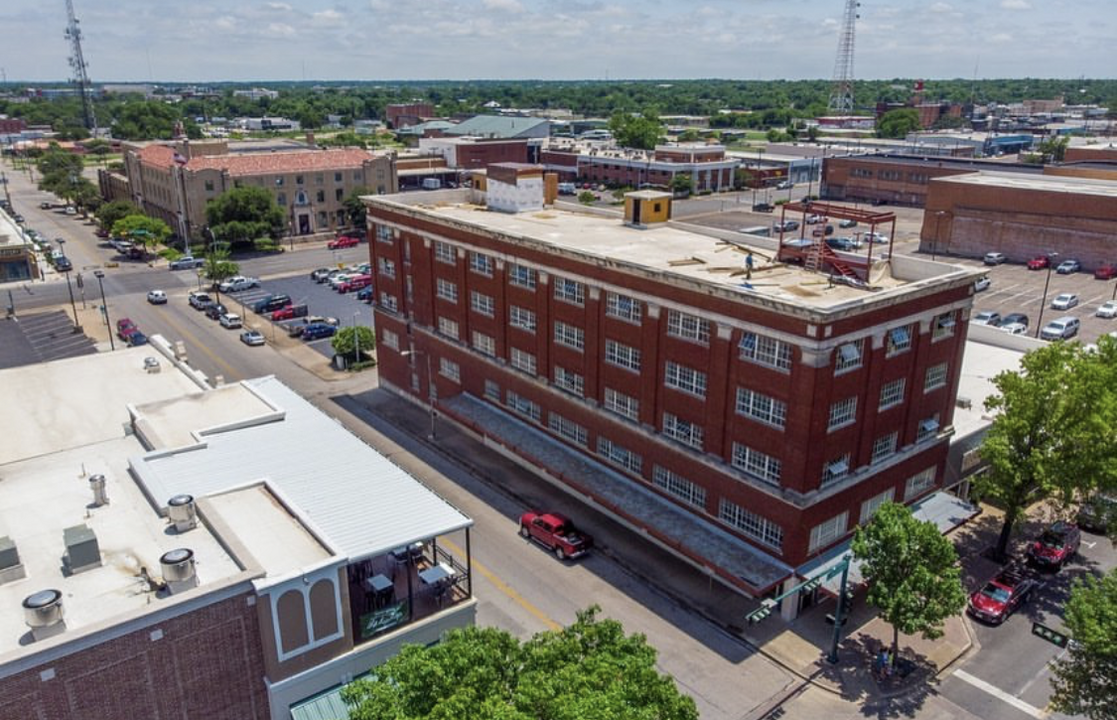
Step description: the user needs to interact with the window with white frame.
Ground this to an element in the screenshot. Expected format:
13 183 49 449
375 224 393 243
597 437 642 475
553 321 585 351
904 467 936 500
809 511 849 552
435 278 458 303
603 387 639 421
378 292 398 313
548 413 588 447
439 357 461 383
377 257 395 279
469 251 494 276
553 366 584 397
735 388 787 429
860 488 895 524
719 499 783 551
879 378 906 410
379 328 399 350
821 453 851 487
664 361 707 398
506 390 541 422
917 414 940 443
471 331 496 357
834 339 864 374
933 312 956 340
886 325 912 356
653 466 706 509
924 362 948 392
470 291 495 317
604 339 641 372
667 310 710 344
739 332 793 371
483 379 501 402
437 316 459 340
828 397 858 431
553 276 585 305
509 305 536 333
606 292 642 323
508 263 536 290
662 413 704 450
510 347 537 375
731 443 781 486
434 240 456 265
871 432 898 464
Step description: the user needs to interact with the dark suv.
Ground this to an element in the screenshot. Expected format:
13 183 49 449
1026 521 1081 570
252 294 292 314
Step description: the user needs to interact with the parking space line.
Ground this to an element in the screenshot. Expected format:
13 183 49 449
952 669 1047 719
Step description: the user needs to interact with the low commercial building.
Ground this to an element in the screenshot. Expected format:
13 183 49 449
418 137 534 171
0 207 38 283
544 143 739 191
386 103 435 130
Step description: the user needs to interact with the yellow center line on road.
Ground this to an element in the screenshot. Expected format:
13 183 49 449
439 538 561 632
154 308 243 382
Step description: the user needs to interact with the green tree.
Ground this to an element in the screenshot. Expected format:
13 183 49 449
331 326 375 364
71 178 102 214
677 128 702 142
852 502 967 667
608 110 664 150
84 139 113 165
670 173 695 196
205 186 287 249
577 190 597 204
111 214 171 257
343 186 372 228
342 606 697 720
96 200 141 234
877 108 921 139
202 245 239 299
1038 136 1070 163
1050 569 1117 719
35 144 85 198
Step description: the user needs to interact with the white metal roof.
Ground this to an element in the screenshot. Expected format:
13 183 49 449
130 377 471 562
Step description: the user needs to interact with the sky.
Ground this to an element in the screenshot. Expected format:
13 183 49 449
1 0 1113 83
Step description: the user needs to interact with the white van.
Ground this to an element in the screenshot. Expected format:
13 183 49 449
421 178 442 190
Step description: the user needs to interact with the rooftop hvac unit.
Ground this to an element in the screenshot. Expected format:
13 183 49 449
956 396 973 410
89 473 108 507
167 494 197 533
23 589 66 641
62 524 102 575
0 536 26 585
160 548 198 594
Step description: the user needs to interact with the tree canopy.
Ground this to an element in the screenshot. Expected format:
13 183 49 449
342 607 697 720
205 186 287 249
95 200 142 233
877 108 922 139
1050 569 1117 719
608 110 664 150
331 325 375 363
110 215 172 255
203 245 239 298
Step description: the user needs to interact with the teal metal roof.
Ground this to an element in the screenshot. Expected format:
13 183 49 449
444 115 550 138
289 686 350 720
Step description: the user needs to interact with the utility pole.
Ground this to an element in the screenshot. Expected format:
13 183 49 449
64 0 98 134
827 0 860 115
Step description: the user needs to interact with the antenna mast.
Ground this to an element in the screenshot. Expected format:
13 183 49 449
64 0 97 133
827 0 860 114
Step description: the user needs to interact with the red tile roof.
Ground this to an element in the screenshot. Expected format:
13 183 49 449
138 144 177 168
186 148 375 177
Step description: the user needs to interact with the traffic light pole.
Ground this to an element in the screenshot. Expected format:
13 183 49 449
827 558 851 664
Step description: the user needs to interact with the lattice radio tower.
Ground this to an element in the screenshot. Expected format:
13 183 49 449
827 0 860 114
64 0 97 132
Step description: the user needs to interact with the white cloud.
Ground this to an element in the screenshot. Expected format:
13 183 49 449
311 9 344 26
1000 0 1032 8
263 22 296 37
482 0 524 11
265 2 292 10
989 32 1014 43
929 2 953 12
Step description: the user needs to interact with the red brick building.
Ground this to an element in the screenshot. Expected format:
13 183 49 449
365 184 979 598
385 103 435 130
541 144 738 191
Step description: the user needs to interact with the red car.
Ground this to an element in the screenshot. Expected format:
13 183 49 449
337 274 372 293
519 511 593 560
968 566 1038 624
1027 256 1050 270
115 318 138 340
270 304 306 321
327 235 360 250
1094 263 1117 280
1026 521 1082 570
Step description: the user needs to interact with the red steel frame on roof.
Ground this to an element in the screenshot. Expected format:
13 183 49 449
773 201 898 281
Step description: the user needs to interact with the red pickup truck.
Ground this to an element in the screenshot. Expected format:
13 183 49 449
519 511 593 560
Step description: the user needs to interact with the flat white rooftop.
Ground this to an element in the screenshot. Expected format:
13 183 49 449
937 170 1117 195
954 329 1036 439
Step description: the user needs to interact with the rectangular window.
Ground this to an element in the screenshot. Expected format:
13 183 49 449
731 443 781 486
603 387 639 421
924 362 948 392
917 415 941 443
379 328 399 350
375 224 393 243
276 192 287 206
653 466 707 509
905 467 936 500
880 378 906 410
667 310 710 344
439 357 461 383
809 512 849 552
434 241 456 265
663 413 704 450
664 361 707 398
510 347 536 375
378 292 398 313
508 263 536 290
470 251 494 276
886 325 912 356
554 321 585 351
604 339 641 372
335 172 343 182
553 366 584 397
316 189 326 203
204 180 214 192
606 292 642 324
509 305 536 333
933 312 956 340
435 278 458 303
506 390 541 423
548 413 588 447
484 379 501 402
739 332 793 371
821 453 851 488
828 397 858 431
735 388 787 429
834 339 864 374
553 276 585 305
437 316 460 340
597 437 642 475
470 291 495 317
472 331 496 357
719 499 783 551
871 432 898 464
377 257 396 278
861 488 895 524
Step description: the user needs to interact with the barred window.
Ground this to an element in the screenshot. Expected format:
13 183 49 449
604 339 641 372
597 437 642 474
375 224 393 243
739 332 793 371
664 361 707 398
718 499 783 551
886 325 912 356
377 257 396 278
821 453 851 487
809 512 849 552
553 276 585 305
484 379 501 402
508 263 537 290
437 316 459 340
554 321 585 351
434 241 456 265
439 357 460 383
379 328 399 350
828 397 858 431
506 390 541 422
470 251 494 276
924 362 948 392
735 388 787 429
472 331 496 357
667 310 710 344
662 413 704 450
510 347 536 375
378 292 398 313
834 339 864 374
871 432 898 464
606 292 642 323
603 388 639 421
548 413 588 447
470 291 495 317
861 488 895 524
904 467 936 500
509 305 536 333
933 312 956 340
879 378 906 410
917 415 940 443
731 442 781 486
653 466 707 509
553 366 584 397
435 278 458 303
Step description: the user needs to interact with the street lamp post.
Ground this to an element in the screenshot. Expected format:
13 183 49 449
56 239 80 330
94 269 114 350
401 349 436 440
1035 252 1059 339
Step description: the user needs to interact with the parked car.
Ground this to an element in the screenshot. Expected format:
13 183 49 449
983 252 1008 266
146 290 168 305
338 274 372 293
169 255 204 270
356 286 374 303
1077 493 1117 534
973 311 1002 326
1040 316 1080 340
252 294 292 314
1026 521 1081 570
302 322 337 341
305 315 340 327
218 313 242 329
1027 256 1051 270
806 214 824 224
327 235 360 250
240 330 266 346
204 303 228 320
751 202 774 213
126 330 149 347
218 275 259 293
1051 293 1079 310
968 566 1038 625
115 318 138 340
776 180 794 190
826 236 857 252
310 268 332 282
839 218 858 229
1001 322 1028 335
518 510 593 560
773 220 799 232
811 224 835 237
187 291 213 311
271 304 309 321
1096 301 1117 319
1094 263 1117 280
862 231 889 244
974 277 991 292
94 227 109 238
1056 259 1082 275
1002 313 1029 328
54 256 73 272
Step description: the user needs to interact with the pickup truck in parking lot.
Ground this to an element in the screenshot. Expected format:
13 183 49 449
519 510 593 560
169 255 205 270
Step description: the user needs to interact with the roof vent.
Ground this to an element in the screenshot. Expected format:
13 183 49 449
167 494 197 533
89 474 108 507
62 524 101 575
160 548 198 594
23 589 66 641
0 536 26 585
956 396 973 410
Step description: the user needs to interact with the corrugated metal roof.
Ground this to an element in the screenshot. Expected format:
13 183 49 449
131 377 471 561
290 685 350 720
444 115 549 138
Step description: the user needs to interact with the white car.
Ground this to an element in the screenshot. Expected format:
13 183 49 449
1096 301 1117 319
1001 322 1028 335
219 313 243 329
218 275 260 293
1051 293 1079 310
1040 316 1080 341
973 311 1001 326
974 277 991 292
862 232 890 244
146 290 168 305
